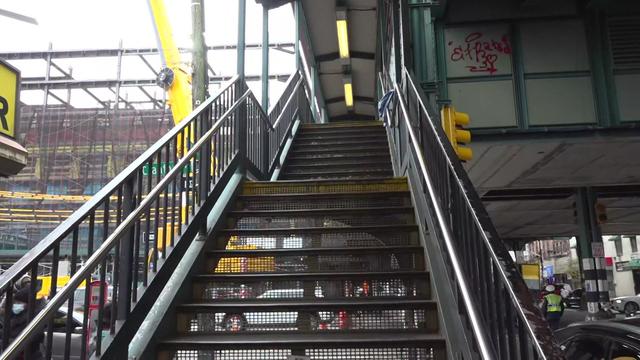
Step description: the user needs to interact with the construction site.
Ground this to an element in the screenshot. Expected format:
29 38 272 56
0 42 294 260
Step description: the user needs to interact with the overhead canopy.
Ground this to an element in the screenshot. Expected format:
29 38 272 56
300 0 378 121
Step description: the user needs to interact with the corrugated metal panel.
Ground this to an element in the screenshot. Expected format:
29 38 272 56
608 16 640 70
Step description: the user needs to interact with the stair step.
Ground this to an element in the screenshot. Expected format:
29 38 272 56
284 160 391 170
227 206 413 218
237 190 409 200
158 332 447 349
293 140 389 149
175 299 438 334
300 125 384 134
192 271 431 301
290 146 389 155
208 245 423 257
193 270 428 282
220 224 419 235
178 298 435 311
287 154 390 163
281 170 394 180
296 134 387 142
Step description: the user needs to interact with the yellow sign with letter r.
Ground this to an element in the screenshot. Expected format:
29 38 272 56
0 60 20 139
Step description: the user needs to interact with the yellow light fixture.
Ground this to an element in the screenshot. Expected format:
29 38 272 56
344 82 354 108
336 19 350 59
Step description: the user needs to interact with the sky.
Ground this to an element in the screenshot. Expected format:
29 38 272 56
0 0 296 108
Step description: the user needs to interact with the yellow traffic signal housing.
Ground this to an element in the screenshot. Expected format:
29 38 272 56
441 105 473 161
595 202 607 224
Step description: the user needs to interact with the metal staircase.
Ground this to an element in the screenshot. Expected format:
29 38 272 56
280 122 393 180
0 67 562 359
150 122 446 359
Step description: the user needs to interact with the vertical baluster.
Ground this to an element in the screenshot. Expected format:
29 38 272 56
110 191 121 334
2 283 12 351
95 258 107 356
80 213 95 360
162 145 170 257
171 138 178 247
45 244 60 360
64 228 79 359
144 160 152 285
154 151 162 271
132 170 143 302
25 263 38 360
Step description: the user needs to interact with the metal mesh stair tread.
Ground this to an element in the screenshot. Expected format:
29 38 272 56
227 206 413 216
159 332 445 347
289 147 389 155
192 270 429 281
284 160 392 169
245 178 405 185
237 190 409 199
282 168 393 175
220 225 419 234
295 134 388 142
287 153 390 161
293 140 389 148
207 245 423 257
177 298 436 311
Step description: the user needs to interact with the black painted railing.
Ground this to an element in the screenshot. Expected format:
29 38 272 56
0 70 312 360
379 68 563 359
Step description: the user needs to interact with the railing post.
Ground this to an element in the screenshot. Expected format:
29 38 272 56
198 108 211 235
116 176 135 338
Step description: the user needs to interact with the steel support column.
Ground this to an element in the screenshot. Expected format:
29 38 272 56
294 0 301 71
192 0 209 106
262 6 270 111
575 187 611 320
237 0 247 82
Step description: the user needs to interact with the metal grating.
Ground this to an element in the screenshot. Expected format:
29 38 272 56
171 347 439 360
219 232 418 248
173 349 290 360
236 195 409 211
233 214 414 229
241 179 409 195
608 16 640 71
195 278 429 301
183 308 430 333
211 252 421 273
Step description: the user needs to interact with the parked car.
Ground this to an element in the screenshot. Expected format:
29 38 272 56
215 288 335 332
555 318 640 359
612 294 640 315
565 288 583 309
50 309 86 360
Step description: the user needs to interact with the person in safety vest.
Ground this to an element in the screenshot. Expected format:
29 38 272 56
541 284 564 330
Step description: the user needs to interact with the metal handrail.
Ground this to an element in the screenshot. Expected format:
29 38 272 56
401 68 555 358
0 69 314 359
380 69 561 359
392 80 494 359
272 77 303 129
0 89 252 360
0 75 240 294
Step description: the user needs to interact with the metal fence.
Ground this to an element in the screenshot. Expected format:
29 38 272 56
378 68 563 359
0 70 312 360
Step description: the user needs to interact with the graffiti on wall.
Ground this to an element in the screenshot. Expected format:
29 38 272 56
447 32 512 75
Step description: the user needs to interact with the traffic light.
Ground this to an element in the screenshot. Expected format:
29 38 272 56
441 105 472 161
595 202 607 224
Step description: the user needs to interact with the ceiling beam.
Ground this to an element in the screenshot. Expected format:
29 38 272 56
20 74 292 90
325 96 375 104
0 43 295 60
316 51 375 63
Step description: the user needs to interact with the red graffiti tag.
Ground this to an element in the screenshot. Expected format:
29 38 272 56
448 32 512 75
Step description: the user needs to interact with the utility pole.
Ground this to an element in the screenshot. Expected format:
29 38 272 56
191 0 208 105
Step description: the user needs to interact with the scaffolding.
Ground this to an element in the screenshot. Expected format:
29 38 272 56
0 42 294 251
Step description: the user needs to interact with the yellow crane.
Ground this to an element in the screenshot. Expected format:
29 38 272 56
147 0 193 126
